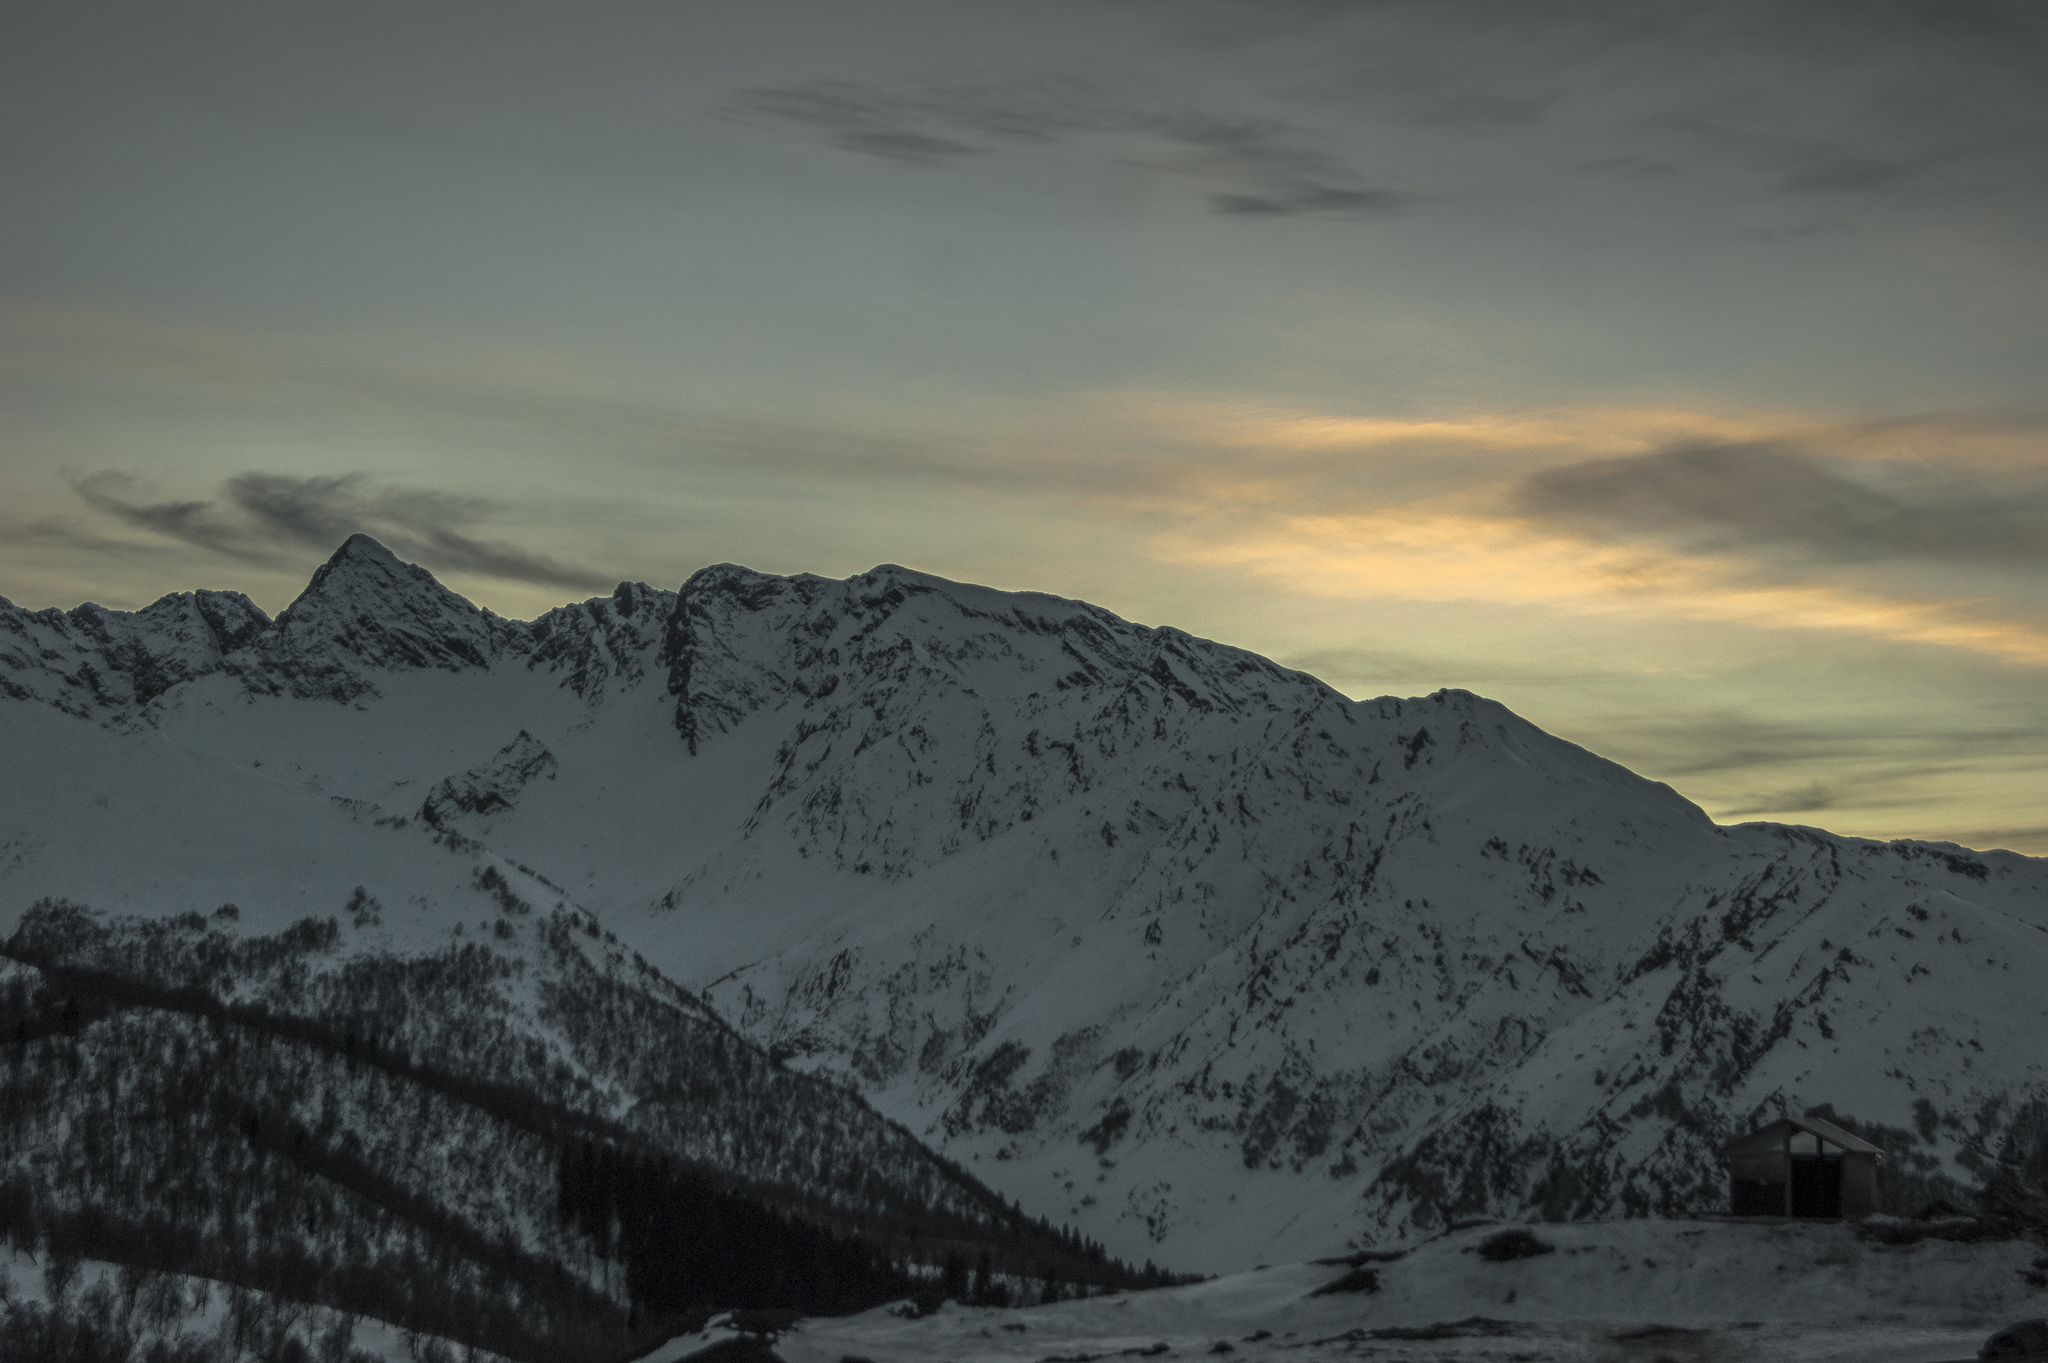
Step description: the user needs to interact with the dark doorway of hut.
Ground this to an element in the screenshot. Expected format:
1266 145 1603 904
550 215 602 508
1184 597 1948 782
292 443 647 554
1788 1151 1843 1218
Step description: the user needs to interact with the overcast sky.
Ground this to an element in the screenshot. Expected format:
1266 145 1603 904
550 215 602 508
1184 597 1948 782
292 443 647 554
4 0 2044 852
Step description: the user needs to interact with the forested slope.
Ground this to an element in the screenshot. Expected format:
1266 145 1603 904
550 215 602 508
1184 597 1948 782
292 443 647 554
0 899 1164 1361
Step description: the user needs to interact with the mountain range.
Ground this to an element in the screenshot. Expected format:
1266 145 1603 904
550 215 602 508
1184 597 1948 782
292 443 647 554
4 534 2044 1303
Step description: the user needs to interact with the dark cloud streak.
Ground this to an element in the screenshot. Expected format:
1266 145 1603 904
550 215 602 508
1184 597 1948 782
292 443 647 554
1718 781 1837 818
72 472 292 567
1211 186 1413 216
226 472 377 551
1595 706 2044 779
1518 442 2048 566
70 471 616 593
728 74 1413 217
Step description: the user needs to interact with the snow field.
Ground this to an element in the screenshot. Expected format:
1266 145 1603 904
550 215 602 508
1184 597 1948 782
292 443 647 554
655 1220 2040 1363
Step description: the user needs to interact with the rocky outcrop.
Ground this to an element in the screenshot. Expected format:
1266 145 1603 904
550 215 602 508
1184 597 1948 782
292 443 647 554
0 588 269 719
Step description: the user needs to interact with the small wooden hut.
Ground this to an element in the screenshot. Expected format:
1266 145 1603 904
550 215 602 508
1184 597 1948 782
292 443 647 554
1722 1115 1884 1219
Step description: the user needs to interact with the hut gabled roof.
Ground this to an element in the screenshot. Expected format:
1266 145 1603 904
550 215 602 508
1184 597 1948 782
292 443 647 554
1722 1115 1885 1161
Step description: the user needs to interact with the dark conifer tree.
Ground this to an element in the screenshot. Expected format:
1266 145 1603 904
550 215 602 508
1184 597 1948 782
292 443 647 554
971 1250 994 1306
940 1250 968 1302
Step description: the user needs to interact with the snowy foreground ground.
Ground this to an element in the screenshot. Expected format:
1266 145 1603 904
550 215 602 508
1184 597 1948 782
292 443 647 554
4 1218 2037 1362
643 1220 2043 1363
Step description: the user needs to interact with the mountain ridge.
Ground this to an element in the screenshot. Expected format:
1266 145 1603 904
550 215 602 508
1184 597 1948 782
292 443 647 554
3 536 2043 1278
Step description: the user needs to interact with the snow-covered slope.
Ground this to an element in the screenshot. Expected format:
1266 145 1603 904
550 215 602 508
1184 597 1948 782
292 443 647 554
4 536 2045 1276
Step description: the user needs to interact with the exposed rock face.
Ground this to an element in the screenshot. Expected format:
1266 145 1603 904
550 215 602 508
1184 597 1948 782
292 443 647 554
0 588 269 718
230 533 523 702
3 537 2043 1274
531 579 678 701
416 730 561 830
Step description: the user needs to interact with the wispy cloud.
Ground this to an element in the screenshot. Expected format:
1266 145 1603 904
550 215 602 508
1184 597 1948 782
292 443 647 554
1718 781 1838 818
2 304 966 489
73 472 281 566
1771 129 2046 201
1949 825 2048 856
1517 441 2048 566
1246 1 2048 237
1593 706 2045 780
66 470 615 592
727 75 1417 217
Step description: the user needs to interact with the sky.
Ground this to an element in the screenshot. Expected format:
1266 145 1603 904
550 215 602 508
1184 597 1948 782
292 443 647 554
3 0 2044 853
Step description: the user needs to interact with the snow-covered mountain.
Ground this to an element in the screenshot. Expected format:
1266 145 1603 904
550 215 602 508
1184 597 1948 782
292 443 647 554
4 535 2044 1277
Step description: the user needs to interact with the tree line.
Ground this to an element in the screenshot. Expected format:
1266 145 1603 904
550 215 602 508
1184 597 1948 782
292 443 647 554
0 900 1185 1362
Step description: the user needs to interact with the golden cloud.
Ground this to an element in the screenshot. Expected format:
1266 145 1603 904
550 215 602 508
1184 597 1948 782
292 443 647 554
1106 392 2048 668
1158 508 2048 667
1124 396 1824 461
